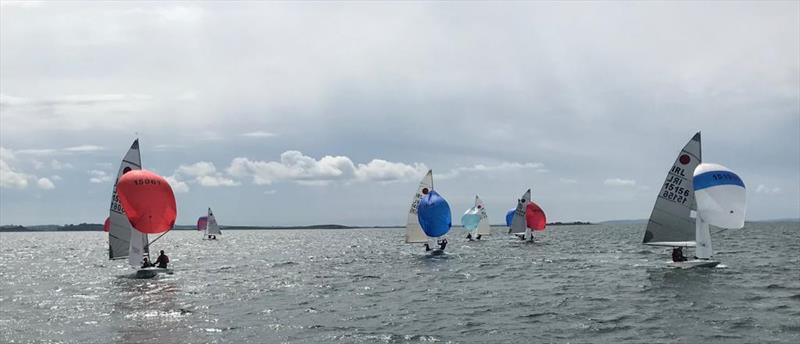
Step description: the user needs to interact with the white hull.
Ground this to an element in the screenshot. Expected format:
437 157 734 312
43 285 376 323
668 259 720 269
135 267 173 279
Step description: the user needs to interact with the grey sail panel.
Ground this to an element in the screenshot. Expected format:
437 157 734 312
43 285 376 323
108 139 142 260
508 189 531 234
643 132 701 246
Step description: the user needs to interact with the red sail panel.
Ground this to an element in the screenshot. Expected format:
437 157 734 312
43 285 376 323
197 216 208 231
116 170 177 234
526 201 546 231
103 217 110 232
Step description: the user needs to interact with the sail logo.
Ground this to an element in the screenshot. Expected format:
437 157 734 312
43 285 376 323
670 165 687 176
132 178 162 186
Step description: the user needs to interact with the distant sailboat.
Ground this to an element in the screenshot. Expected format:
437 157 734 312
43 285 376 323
405 170 433 244
461 195 490 240
507 189 546 241
642 132 746 268
202 207 222 240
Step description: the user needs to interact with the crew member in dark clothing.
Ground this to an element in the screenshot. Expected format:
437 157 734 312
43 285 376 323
424 243 432 251
437 238 448 251
141 257 154 268
155 250 169 268
476 234 482 240
672 247 687 262
466 233 474 241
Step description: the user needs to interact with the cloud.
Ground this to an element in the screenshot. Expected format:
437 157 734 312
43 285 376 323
241 131 276 138
36 177 55 190
559 178 578 184
227 151 427 185
174 161 240 187
439 162 546 179
0 147 30 189
604 178 637 187
88 170 112 184
50 159 73 170
165 175 190 193
755 184 782 194
64 145 104 152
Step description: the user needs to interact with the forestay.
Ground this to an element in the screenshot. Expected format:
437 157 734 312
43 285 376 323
643 132 702 247
405 170 433 243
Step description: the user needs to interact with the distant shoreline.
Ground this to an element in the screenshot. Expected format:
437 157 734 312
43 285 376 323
1 219 795 232
1 221 593 232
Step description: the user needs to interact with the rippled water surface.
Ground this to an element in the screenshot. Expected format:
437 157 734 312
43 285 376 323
1 223 799 343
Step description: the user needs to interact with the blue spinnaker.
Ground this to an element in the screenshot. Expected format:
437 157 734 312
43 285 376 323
417 190 452 238
505 208 515 226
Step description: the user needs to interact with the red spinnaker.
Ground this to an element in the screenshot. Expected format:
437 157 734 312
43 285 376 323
116 170 177 234
103 217 110 232
526 201 546 231
197 216 208 231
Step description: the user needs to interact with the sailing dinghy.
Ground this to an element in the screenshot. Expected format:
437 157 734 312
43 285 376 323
461 195 491 240
200 207 222 240
507 189 546 242
107 140 176 278
642 132 746 268
405 170 452 255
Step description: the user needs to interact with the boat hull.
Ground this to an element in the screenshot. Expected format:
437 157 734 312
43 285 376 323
428 249 445 256
135 267 173 278
668 259 720 269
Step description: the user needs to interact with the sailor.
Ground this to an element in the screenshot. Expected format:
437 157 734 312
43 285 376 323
476 234 482 240
466 233 474 241
671 247 687 262
423 243 432 252
155 250 170 268
141 257 154 268
438 238 448 251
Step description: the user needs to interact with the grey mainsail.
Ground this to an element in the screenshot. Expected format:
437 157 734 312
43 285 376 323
108 139 143 260
643 132 702 246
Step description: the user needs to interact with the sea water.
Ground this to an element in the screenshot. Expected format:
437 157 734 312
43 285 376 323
1 223 798 343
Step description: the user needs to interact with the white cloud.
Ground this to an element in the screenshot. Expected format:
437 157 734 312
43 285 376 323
0 147 30 189
755 184 782 194
439 162 546 179
36 177 55 190
88 170 112 184
354 159 428 182
165 175 190 193
174 161 240 187
227 151 427 185
64 145 104 153
604 178 637 187
50 159 73 170
50 175 62 181
241 131 276 138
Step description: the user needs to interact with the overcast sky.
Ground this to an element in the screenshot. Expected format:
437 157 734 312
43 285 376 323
1 1 798 226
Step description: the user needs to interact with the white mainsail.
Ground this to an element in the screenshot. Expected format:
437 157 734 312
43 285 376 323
405 170 433 243
475 195 491 236
508 189 531 236
108 139 147 265
643 132 701 247
206 207 222 236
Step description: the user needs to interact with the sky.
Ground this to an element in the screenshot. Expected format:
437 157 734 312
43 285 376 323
1 1 798 226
